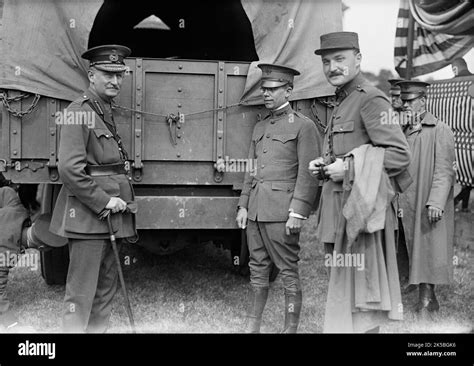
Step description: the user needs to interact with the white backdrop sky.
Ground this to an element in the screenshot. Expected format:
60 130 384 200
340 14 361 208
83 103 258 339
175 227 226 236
343 0 474 80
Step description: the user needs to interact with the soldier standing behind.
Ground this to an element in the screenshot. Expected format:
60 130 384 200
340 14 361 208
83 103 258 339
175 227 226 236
309 32 411 333
50 45 137 333
397 80 456 316
236 64 319 333
388 79 404 113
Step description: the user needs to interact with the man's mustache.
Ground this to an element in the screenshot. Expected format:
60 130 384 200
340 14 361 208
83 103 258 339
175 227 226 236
329 72 344 77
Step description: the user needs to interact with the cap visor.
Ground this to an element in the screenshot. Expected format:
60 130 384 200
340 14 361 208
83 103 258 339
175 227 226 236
401 93 423 101
261 80 288 88
314 47 356 55
93 64 127 72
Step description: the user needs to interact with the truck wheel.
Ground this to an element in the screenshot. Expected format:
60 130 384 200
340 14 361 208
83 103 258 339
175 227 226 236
38 184 69 285
40 246 69 285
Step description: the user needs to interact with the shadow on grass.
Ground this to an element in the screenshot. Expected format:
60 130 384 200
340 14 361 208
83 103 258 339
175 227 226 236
2 214 472 334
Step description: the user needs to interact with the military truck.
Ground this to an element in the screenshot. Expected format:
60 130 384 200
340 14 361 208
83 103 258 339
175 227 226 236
0 0 342 284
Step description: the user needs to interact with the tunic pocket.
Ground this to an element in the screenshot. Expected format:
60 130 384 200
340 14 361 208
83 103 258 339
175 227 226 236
64 181 121 234
270 181 295 215
92 128 120 164
272 134 297 144
332 121 354 156
271 133 297 163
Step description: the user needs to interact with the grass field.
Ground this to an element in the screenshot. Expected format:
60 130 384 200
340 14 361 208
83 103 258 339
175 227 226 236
2 213 472 334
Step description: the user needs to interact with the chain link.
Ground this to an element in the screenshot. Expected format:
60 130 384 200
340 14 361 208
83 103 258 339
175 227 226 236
0 91 41 118
112 101 244 120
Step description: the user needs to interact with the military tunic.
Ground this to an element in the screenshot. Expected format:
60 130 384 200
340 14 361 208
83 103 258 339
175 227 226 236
316 74 411 333
399 112 455 285
50 88 135 240
238 103 319 291
50 87 136 333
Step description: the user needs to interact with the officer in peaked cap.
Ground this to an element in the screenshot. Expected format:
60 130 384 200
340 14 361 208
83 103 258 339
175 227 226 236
236 63 319 333
81 44 131 72
50 44 137 333
396 78 455 317
396 80 430 101
310 31 411 333
388 78 405 111
257 63 300 88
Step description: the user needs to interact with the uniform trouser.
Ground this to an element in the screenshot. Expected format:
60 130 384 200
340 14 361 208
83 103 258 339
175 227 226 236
62 238 121 333
247 219 301 292
0 266 10 314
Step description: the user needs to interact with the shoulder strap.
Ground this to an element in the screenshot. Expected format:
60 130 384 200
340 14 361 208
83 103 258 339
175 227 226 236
86 100 129 161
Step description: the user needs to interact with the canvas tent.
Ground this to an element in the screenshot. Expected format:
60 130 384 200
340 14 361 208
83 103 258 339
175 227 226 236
0 0 341 104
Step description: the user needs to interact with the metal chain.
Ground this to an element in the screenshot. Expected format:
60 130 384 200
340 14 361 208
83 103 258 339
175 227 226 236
0 91 41 118
310 100 329 133
112 101 244 120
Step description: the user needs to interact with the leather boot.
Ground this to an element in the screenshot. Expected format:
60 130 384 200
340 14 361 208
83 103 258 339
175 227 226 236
427 284 439 312
415 283 439 314
246 287 269 333
281 291 302 333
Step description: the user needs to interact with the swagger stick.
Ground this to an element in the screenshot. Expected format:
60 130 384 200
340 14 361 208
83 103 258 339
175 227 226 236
106 212 136 333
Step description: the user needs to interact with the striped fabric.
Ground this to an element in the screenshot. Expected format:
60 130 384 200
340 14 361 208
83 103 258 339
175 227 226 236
426 78 473 186
394 0 474 78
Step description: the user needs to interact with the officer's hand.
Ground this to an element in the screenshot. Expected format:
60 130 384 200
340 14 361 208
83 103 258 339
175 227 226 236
286 216 303 235
427 205 443 224
324 158 345 182
105 197 127 213
309 157 325 177
236 207 248 229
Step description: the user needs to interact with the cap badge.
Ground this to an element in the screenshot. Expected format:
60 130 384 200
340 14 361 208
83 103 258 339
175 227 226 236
109 53 118 62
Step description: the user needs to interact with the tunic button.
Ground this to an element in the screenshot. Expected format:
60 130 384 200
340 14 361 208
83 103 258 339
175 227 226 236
261 165 265 169
260 179 264 183
106 134 110 138
339 127 343 131
270 121 275 124
266 134 270 138
263 149 267 153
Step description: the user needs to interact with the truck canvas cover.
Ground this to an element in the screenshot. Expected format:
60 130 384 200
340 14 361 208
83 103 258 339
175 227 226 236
0 0 341 103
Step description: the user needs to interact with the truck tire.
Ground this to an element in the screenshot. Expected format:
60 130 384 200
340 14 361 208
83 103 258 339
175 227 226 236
38 184 70 285
40 246 69 285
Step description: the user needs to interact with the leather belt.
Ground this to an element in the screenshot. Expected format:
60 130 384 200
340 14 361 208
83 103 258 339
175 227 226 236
86 163 127 176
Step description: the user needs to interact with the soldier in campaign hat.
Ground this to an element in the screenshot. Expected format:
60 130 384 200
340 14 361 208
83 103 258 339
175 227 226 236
310 32 411 333
397 80 455 316
50 44 137 333
236 63 319 333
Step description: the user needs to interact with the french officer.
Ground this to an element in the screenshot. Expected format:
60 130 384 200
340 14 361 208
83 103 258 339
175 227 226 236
309 32 411 332
236 63 320 333
50 44 137 333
